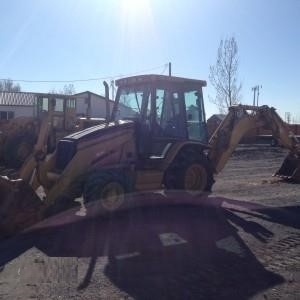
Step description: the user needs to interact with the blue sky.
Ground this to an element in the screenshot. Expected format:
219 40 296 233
0 0 299 120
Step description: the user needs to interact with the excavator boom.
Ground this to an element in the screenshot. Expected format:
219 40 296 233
208 105 300 181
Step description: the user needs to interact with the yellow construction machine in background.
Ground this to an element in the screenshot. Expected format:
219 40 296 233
0 93 104 170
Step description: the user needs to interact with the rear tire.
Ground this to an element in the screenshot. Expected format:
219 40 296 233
181 162 208 191
164 151 214 192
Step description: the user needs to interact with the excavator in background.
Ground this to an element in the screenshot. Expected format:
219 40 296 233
0 74 299 238
0 93 104 170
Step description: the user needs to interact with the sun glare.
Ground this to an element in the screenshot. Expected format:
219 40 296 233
115 0 163 67
121 0 150 19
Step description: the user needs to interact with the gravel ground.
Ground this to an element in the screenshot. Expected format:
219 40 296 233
213 145 300 300
0 145 299 300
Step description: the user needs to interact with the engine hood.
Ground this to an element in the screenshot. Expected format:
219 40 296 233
63 120 135 142
55 120 135 171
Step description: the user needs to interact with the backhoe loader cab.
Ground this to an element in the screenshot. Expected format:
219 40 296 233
112 75 209 145
111 75 214 193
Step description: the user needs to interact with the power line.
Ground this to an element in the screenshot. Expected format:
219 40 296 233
160 63 169 75
0 64 168 84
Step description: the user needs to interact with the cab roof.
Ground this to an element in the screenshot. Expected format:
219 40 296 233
115 74 207 87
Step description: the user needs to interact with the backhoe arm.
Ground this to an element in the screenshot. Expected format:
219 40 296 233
208 105 300 175
17 111 51 186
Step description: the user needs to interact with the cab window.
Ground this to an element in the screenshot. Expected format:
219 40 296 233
184 89 208 143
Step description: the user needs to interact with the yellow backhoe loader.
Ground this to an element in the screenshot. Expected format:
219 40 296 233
0 75 299 238
0 92 104 170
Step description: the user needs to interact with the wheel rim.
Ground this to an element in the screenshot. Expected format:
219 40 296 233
184 163 207 191
100 182 125 211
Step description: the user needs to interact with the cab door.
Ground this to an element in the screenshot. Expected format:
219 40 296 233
154 88 187 139
184 89 208 143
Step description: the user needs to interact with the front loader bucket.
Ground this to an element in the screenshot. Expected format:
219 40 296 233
274 153 300 182
0 176 44 239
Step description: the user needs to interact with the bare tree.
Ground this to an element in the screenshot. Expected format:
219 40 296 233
209 37 242 113
285 112 291 124
62 84 75 95
0 79 21 92
49 84 75 95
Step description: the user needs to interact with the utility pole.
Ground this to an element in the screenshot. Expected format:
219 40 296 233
252 86 256 106
256 85 262 106
168 62 172 76
251 85 262 106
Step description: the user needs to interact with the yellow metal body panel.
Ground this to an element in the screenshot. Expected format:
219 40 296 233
42 123 136 205
208 105 300 173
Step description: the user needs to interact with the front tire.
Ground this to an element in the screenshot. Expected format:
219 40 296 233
83 171 128 212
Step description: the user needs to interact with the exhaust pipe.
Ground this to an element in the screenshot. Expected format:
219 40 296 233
103 81 110 123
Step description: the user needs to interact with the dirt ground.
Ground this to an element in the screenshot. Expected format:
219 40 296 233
213 145 300 299
0 145 299 299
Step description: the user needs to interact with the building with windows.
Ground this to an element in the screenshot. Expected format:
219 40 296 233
74 91 114 118
0 91 131 120
74 91 133 119
0 91 36 119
